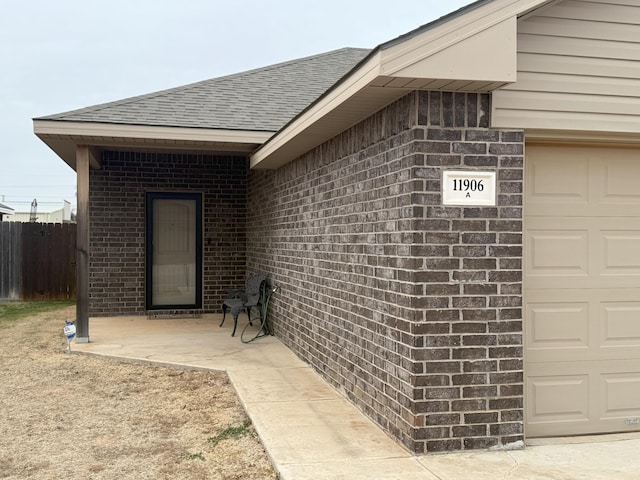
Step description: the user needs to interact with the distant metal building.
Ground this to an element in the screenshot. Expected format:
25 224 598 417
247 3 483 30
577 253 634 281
0 202 14 221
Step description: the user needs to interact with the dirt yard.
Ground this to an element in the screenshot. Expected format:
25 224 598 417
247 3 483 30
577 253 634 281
0 306 277 480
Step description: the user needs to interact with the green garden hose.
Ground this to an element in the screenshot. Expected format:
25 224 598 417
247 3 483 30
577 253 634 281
241 284 278 344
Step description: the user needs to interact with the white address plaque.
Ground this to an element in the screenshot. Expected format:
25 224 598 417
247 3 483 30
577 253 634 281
442 170 496 206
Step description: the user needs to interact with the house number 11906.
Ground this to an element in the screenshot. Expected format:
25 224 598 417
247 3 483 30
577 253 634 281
452 179 484 192
442 170 496 206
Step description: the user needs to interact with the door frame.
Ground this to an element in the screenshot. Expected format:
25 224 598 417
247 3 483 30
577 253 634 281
145 191 203 310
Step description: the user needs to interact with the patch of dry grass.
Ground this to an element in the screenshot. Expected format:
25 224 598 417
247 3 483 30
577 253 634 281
0 306 277 479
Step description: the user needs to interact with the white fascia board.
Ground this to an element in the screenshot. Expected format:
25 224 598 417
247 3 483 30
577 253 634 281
33 120 273 145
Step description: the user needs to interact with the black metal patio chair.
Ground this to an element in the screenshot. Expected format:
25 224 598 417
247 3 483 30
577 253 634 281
220 274 267 336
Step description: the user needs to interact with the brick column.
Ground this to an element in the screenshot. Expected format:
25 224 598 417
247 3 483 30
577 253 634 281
411 91 524 452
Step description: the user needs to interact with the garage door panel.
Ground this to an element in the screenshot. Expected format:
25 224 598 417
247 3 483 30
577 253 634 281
525 145 640 217
525 217 591 288
527 374 590 423
526 220 640 289
527 228 588 276
527 145 640 217
526 360 640 437
526 289 640 363
526 146 589 212
601 302 640 348
526 301 589 350
597 150 640 207
601 231 640 275
601 372 640 419
526 144 640 438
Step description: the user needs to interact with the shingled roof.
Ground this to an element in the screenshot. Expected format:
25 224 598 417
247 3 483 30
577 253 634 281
37 48 371 132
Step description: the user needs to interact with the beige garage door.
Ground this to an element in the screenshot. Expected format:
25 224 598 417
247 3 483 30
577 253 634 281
525 144 640 437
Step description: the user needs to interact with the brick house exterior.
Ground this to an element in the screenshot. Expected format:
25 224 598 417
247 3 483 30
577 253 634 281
247 91 524 453
79 90 525 453
34 0 640 455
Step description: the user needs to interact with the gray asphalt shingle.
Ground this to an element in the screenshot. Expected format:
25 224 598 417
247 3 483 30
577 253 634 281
38 48 371 132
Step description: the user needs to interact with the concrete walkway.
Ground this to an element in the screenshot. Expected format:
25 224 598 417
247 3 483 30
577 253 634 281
73 315 640 480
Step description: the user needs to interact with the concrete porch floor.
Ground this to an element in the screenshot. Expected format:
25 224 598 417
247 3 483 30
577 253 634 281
72 315 640 480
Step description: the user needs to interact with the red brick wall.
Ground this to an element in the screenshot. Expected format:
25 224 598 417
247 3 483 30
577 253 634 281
247 91 525 453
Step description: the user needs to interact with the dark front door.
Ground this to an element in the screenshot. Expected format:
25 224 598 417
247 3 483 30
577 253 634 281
146 192 202 310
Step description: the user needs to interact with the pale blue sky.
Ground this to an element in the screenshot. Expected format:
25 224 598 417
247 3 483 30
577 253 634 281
0 0 470 213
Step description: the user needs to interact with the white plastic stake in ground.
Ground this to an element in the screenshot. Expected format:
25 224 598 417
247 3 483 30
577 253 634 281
64 321 76 353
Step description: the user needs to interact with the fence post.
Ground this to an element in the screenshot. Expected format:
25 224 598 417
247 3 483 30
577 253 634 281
0 222 22 300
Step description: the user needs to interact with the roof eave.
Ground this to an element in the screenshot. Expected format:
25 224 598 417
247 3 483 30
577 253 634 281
251 0 554 170
33 120 274 171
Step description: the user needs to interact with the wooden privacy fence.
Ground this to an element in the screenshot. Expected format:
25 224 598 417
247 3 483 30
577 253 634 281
0 222 76 301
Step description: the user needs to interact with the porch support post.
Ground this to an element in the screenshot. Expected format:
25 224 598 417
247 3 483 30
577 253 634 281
75 145 90 343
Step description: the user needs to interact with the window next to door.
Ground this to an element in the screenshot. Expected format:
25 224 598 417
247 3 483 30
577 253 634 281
145 192 203 310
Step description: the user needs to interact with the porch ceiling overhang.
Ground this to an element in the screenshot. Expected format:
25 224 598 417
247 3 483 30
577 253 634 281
251 0 555 169
33 119 274 171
